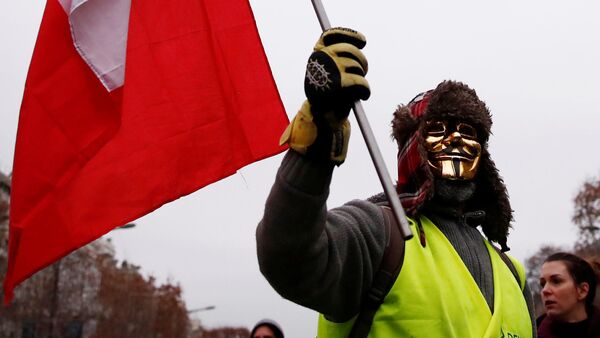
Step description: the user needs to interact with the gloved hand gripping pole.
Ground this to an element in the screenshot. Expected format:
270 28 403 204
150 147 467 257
310 0 413 240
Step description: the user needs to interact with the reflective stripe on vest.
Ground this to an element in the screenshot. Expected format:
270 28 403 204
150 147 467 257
317 216 532 338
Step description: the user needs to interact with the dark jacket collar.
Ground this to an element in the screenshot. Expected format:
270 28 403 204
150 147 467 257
537 306 600 338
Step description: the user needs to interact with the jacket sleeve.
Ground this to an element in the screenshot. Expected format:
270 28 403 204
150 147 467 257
256 150 387 322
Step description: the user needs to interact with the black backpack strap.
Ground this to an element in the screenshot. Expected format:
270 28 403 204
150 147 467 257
492 245 522 289
348 206 406 338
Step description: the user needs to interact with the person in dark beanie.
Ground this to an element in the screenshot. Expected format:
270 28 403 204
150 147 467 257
257 27 536 337
250 319 284 338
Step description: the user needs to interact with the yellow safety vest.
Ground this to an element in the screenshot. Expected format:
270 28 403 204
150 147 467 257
318 216 532 338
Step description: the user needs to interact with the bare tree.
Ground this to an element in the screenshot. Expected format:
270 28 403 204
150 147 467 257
0 199 8 224
573 174 600 251
0 169 208 338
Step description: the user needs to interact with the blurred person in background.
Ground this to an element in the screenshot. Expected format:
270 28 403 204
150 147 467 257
537 252 600 338
250 319 284 338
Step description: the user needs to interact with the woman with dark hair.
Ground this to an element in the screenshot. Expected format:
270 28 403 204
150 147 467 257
537 252 600 338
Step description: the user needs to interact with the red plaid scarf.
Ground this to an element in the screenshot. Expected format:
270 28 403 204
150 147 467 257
396 91 433 215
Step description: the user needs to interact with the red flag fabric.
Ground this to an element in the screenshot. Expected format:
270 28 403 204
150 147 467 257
4 0 288 303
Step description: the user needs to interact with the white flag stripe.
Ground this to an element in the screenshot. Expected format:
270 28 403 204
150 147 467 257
58 0 131 91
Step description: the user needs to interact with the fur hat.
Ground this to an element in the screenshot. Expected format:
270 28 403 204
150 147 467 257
392 80 513 250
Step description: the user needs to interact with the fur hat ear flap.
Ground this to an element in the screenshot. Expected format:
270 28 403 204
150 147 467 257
469 148 513 250
392 105 420 147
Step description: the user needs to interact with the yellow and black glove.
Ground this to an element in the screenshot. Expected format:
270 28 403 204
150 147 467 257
280 27 370 165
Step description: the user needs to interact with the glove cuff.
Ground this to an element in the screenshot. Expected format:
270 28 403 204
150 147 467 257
279 101 350 165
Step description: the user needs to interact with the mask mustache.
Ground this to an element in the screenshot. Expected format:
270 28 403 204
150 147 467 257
440 146 473 158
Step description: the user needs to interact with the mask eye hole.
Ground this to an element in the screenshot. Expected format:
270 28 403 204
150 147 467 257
425 120 446 136
457 123 477 139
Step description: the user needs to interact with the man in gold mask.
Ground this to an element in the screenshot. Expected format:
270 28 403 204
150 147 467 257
257 28 536 337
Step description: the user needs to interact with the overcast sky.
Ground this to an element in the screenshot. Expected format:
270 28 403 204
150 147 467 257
2 1 600 337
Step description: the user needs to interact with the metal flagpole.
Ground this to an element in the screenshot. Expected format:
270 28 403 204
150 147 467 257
310 0 413 240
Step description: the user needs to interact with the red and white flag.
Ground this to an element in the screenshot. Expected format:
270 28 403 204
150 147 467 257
4 0 288 303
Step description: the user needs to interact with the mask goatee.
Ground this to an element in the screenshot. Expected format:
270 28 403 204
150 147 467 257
433 179 476 205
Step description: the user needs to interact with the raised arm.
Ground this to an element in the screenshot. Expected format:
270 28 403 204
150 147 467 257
256 28 387 321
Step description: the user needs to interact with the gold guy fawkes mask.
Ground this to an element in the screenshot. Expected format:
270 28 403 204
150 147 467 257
424 119 482 180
